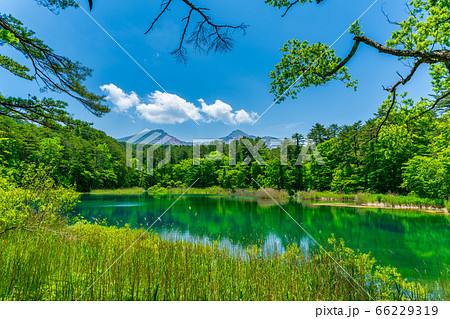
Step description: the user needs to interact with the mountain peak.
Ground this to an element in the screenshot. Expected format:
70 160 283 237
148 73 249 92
230 129 247 135
117 129 191 146
221 130 255 141
118 129 281 148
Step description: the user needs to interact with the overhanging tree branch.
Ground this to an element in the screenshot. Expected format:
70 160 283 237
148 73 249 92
0 13 108 129
145 0 247 62
323 35 449 140
323 36 449 81
407 91 450 122
0 96 88 129
280 0 326 17
145 0 173 34
0 16 108 116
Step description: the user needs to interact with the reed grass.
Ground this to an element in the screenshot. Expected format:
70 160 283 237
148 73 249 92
89 187 146 195
167 186 234 195
166 187 289 199
149 186 234 196
255 188 290 199
0 223 442 301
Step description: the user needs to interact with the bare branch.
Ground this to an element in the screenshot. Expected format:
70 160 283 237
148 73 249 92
324 36 449 81
145 0 247 61
386 58 424 92
279 0 325 17
171 8 194 64
381 5 400 26
281 1 300 17
407 91 450 122
145 0 173 34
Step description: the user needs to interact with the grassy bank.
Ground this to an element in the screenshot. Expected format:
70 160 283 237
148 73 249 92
298 191 450 212
167 186 233 195
149 186 290 199
0 222 443 301
144 186 289 198
89 187 146 195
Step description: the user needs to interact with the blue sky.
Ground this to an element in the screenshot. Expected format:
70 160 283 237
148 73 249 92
0 0 433 141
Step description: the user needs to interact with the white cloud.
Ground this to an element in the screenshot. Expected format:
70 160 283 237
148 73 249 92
101 84 257 125
199 99 257 124
199 99 235 124
100 84 139 113
136 91 202 124
235 109 258 124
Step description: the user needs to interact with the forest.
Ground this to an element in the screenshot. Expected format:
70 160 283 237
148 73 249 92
1 95 449 201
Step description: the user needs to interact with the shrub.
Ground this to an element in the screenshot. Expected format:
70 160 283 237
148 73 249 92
0 165 79 235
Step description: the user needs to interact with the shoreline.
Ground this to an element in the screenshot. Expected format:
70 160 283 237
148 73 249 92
297 191 449 214
84 187 449 214
308 201 448 214
86 187 290 199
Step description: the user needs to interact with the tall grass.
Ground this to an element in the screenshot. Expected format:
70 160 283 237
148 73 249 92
166 187 289 199
89 187 146 195
298 191 449 211
0 223 442 301
167 186 232 195
255 188 289 199
298 191 356 202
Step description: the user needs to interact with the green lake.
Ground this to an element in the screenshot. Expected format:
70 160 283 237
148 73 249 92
75 194 450 284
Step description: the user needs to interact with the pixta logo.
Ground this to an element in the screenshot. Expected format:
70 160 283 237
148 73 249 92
126 129 325 174
193 138 325 166
125 129 171 175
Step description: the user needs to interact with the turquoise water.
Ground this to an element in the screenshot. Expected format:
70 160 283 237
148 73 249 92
75 194 450 283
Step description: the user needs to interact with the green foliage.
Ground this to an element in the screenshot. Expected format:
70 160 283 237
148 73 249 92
269 40 356 101
256 188 289 199
2 100 450 203
0 29 18 44
147 185 168 195
33 0 78 10
0 9 108 129
0 165 79 235
0 225 439 300
0 117 133 192
326 236 434 301
89 187 146 195
0 96 87 130
349 20 364 36
269 0 450 115
0 28 32 83
307 123 338 144
0 55 32 80
298 190 356 201
167 186 235 195
387 2 450 58
297 191 448 210
401 113 450 198
402 156 449 199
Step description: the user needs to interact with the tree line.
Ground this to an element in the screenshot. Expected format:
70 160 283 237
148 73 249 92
1 97 449 200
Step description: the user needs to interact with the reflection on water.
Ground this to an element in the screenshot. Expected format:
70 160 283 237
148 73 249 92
158 228 296 259
74 194 450 283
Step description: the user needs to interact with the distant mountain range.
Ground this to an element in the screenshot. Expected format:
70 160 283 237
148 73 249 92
220 130 280 148
117 129 281 148
117 129 192 146
220 129 256 143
